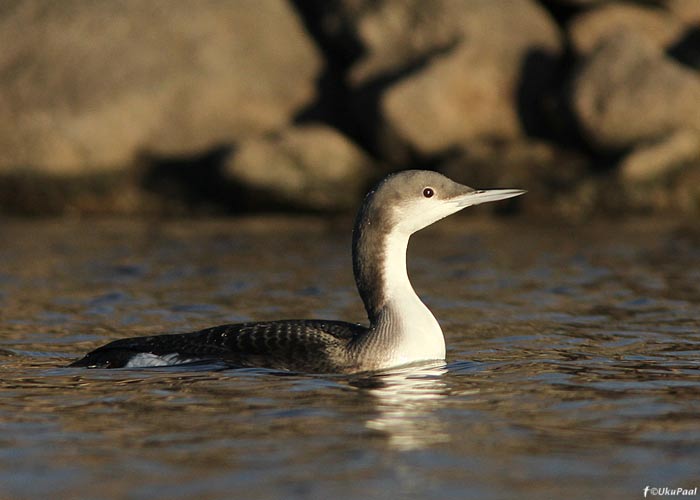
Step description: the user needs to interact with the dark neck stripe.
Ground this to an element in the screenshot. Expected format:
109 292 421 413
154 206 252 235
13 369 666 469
352 196 393 325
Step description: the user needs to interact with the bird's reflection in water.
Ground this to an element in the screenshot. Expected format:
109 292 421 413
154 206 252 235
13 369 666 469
351 362 457 451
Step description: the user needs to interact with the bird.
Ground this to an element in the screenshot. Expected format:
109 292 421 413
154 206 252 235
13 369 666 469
68 170 525 373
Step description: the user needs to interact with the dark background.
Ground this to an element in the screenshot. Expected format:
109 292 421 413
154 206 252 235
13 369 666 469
1 0 699 218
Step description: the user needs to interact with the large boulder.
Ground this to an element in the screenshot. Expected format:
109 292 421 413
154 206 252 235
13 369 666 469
568 3 685 55
571 33 700 151
619 129 700 183
224 125 374 211
664 0 700 26
438 140 593 219
299 0 561 158
0 0 321 175
345 0 468 87
374 0 562 156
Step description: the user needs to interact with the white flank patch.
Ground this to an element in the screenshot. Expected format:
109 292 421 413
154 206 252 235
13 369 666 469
124 352 192 368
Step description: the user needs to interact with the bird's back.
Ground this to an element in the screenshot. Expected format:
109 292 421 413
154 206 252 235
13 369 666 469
68 320 368 372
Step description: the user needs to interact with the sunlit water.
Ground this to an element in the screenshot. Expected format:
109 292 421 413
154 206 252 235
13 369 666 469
1 216 699 500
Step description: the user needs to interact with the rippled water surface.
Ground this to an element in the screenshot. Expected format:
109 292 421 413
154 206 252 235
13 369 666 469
1 216 699 499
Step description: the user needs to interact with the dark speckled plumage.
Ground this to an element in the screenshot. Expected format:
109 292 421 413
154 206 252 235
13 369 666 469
69 320 368 372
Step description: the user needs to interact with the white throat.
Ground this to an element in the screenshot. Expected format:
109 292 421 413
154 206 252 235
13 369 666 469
376 230 446 367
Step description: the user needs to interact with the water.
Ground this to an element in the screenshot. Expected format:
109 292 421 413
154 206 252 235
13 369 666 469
1 216 699 500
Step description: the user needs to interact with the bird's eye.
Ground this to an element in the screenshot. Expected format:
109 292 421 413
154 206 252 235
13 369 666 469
423 187 434 198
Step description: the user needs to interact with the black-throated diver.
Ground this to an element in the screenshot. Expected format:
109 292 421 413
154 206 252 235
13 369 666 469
68 170 525 373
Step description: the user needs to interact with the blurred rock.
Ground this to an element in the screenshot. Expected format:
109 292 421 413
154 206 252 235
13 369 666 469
673 165 700 213
2 0 700 218
664 0 700 26
0 169 143 215
375 0 562 156
224 125 374 211
0 0 320 174
439 139 594 219
569 3 684 55
345 0 467 87
545 0 611 5
620 129 700 183
572 33 700 151
623 162 700 214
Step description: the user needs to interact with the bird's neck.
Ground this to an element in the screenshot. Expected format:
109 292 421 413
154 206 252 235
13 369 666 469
352 216 445 366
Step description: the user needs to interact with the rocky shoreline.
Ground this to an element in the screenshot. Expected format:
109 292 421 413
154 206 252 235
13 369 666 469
1 0 698 217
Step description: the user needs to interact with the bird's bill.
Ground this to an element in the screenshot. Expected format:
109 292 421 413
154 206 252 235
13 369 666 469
453 189 527 208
